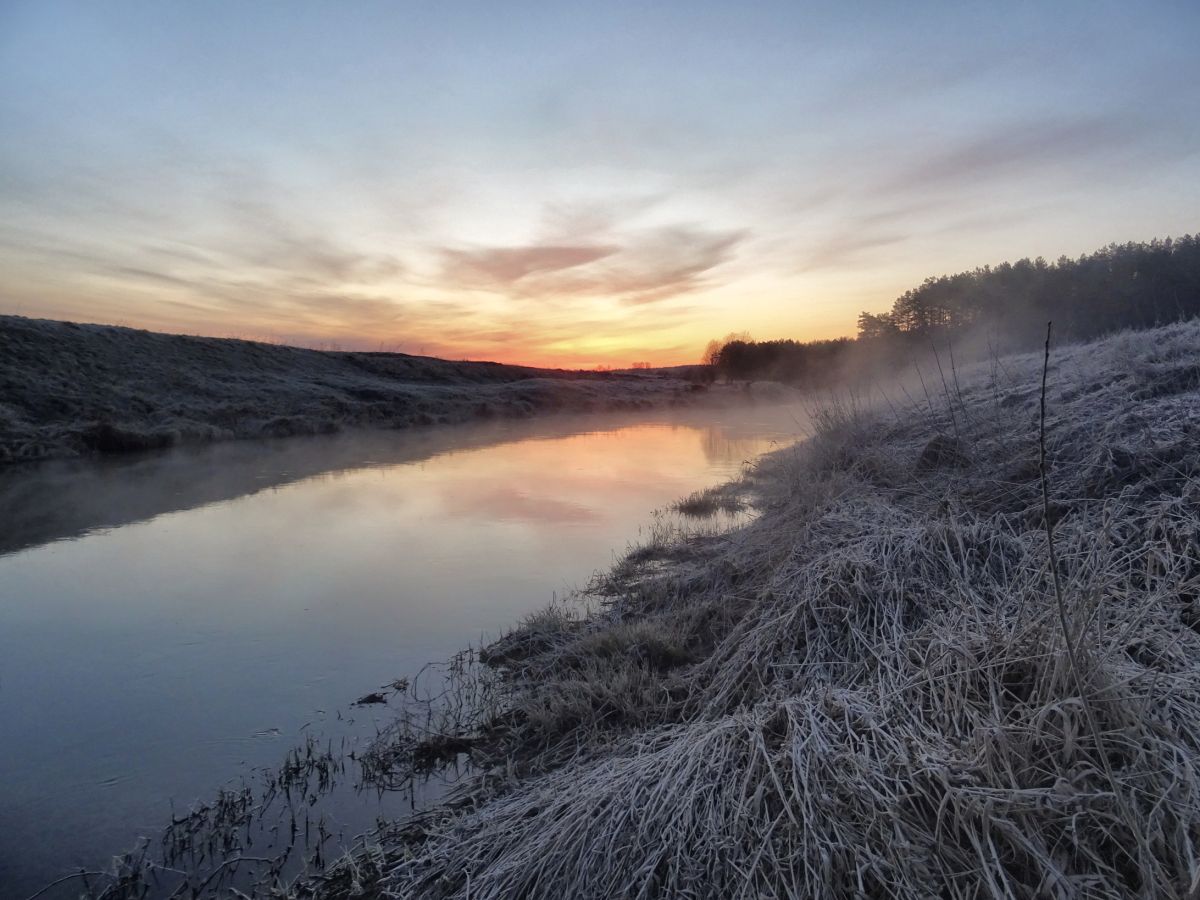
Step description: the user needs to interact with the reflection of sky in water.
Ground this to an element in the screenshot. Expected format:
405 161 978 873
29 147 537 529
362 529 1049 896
0 409 801 895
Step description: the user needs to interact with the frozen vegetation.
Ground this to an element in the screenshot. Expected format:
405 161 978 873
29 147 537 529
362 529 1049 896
0 315 759 465
44 321 1200 898
316 321 1200 899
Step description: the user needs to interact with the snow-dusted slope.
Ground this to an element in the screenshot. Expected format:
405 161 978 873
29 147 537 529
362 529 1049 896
0 316 722 464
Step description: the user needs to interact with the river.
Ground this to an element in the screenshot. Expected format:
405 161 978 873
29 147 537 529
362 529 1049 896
0 406 802 896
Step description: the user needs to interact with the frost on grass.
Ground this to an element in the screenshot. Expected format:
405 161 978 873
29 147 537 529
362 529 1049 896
673 483 746 518
321 321 1200 899
0 316 764 465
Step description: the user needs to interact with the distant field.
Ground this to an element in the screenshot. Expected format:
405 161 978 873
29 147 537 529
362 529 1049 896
0 316 759 465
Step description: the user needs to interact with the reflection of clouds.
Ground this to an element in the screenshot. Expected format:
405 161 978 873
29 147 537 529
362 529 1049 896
438 484 601 524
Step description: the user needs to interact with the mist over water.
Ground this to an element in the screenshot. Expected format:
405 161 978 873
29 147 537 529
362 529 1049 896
0 407 803 896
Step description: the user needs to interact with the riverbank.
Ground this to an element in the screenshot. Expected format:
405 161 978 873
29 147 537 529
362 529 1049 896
319 321 1200 897
0 316 773 465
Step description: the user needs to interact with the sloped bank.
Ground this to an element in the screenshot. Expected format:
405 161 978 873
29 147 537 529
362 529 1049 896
315 321 1200 898
1 316 771 465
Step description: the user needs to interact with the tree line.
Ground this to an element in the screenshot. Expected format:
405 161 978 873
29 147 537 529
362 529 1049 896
707 234 1200 387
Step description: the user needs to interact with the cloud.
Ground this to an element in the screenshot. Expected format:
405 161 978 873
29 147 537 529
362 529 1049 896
819 49 1013 119
439 224 746 305
608 226 746 305
1 161 408 305
887 115 1136 195
2 142 742 363
535 194 667 238
215 193 405 285
790 114 1143 273
440 244 618 287
799 231 907 271
108 266 206 288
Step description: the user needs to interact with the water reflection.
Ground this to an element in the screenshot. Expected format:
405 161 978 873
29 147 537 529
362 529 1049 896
0 406 803 896
0 408 797 557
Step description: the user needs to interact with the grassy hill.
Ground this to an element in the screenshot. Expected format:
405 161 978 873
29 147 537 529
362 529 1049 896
332 320 1200 898
0 316 733 465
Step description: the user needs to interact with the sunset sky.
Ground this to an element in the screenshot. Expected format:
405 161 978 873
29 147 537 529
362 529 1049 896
2 1 1198 368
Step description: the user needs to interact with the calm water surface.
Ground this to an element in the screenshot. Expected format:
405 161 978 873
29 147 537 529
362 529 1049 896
0 407 802 895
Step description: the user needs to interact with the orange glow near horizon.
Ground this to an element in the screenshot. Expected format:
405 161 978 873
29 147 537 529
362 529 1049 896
0 258 906 370
5 306 694 371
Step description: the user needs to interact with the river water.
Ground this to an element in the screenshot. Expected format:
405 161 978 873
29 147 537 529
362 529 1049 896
0 406 802 896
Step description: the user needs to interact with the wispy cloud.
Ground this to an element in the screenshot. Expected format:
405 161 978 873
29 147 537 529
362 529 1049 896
216 193 405 284
440 244 618 288
885 115 1137 195
799 232 907 271
439 224 746 305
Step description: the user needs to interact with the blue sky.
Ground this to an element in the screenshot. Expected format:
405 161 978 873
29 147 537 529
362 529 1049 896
2 0 1198 365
